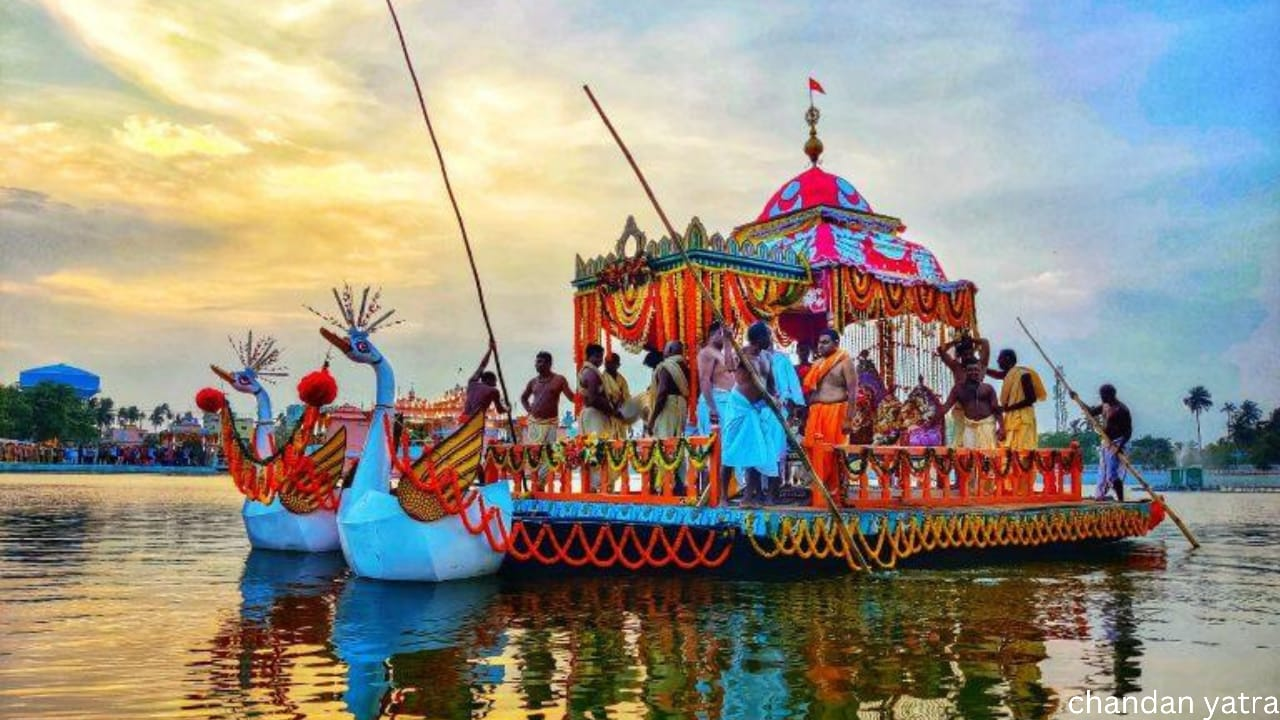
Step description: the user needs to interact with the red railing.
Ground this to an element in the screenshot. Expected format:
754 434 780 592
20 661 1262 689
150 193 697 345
829 441 1084 508
485 434 1082 509
484 435 722 506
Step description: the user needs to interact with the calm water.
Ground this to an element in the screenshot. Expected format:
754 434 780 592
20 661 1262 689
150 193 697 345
0 476 1276 719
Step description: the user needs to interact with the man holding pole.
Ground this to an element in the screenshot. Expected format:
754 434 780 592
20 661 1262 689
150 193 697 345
1078 383 1132 501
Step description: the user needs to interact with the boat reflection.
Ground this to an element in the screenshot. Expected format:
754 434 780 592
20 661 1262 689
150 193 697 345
332 576 502 720
190 550 346 716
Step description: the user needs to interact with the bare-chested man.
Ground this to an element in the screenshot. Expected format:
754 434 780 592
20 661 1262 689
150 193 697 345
720 322 785 506
519 351 574 445
463 342 509 418
938 331 990 448
696 321 736 434
938 360 1005 449
801 328 860 492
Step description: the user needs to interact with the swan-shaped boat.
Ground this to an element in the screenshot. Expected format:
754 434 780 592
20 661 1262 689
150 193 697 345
313 286 512 581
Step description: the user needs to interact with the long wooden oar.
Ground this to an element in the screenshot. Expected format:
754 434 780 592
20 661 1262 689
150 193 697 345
383 0 518 441
1017 317 1201 549
584 85 871 572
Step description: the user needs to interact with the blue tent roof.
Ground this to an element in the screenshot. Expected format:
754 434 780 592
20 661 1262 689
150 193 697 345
19 364 101 399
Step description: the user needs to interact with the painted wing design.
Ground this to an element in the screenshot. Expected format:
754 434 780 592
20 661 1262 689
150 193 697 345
398 411 486 523
278 427 347 514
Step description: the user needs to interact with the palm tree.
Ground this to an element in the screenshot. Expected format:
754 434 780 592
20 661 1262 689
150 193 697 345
88 397 115 434
149 403 172 431
1233 400 1263 445
1182 386 1213 449
1220 402 1238 443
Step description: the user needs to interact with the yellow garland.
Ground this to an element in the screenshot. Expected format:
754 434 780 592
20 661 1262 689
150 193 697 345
745 506 1151 570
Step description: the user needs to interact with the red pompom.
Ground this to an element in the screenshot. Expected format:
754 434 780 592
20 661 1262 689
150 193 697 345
297 366 338 407
196 387 226 413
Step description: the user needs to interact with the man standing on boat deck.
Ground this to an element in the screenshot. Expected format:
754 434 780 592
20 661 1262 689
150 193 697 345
986 348 1046 450
464 342 509 419
578 343 622 492
697 321 737 435
721 322 786 506
938 332 990 448
793 341 814 426
1077 384 1132 501
762 330 805 497
803 329 859 494
602 352 634 439
647 341 690 439
939 360 1005 449
519 351 574 445
578 344 619 438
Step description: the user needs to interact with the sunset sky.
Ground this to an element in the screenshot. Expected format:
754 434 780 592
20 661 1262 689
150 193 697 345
1 0 1276 442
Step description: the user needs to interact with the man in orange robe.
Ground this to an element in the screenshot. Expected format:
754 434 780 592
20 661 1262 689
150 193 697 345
802 329 860 494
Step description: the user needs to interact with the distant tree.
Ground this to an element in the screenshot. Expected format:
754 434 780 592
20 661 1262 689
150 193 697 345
1128 435 1176 469
88 396 115 435
1040 418 1101 466
1232 400 1263 445
149 403 173 431
118 406 142 428
1182 386 1213 450
0 384 34 439
1249 408 1280 470
23 383 96 443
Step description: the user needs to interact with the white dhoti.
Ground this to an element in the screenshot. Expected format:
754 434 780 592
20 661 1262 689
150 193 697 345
721 389 785 478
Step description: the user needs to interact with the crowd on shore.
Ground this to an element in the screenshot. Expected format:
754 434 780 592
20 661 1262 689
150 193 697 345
0 440 214 468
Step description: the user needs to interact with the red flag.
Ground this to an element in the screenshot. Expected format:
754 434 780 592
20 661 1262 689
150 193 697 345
808 77 826 94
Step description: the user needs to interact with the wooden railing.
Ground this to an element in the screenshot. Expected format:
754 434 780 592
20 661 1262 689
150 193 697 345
483 435 722 506
830 442 1084 508
485 435 1082 509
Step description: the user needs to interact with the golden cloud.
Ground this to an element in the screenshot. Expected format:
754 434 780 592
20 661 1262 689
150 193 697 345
113 115 250 158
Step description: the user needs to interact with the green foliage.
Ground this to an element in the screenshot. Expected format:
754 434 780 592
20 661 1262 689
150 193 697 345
1 383 98 443
118 405 143 427
1182 385 1213 448
149 403 173 430
1038 423 1100 465
1209 401 1279 470
1128 435 1176 469
0 385 34 439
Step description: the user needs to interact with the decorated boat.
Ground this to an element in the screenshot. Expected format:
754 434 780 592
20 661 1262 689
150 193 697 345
314 286 513 582
199 332 347 552
474 102 1167 575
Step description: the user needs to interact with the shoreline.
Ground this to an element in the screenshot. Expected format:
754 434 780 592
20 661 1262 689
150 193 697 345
0 463 220 476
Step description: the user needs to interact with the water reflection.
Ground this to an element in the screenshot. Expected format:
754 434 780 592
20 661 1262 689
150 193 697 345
189 550 346 717
182 555 1168 719
332 576 502 719
9 477 1276 720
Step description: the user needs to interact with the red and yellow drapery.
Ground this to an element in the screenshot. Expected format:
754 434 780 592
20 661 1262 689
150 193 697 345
574 264 809 418
826 266 977 332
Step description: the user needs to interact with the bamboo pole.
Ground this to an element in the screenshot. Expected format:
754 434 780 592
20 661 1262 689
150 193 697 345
383 0 518 442
1017 317 1201 549
584 85 871 572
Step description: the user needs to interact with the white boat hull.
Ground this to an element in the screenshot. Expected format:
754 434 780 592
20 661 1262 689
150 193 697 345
243 496 342 552
338 482 512 582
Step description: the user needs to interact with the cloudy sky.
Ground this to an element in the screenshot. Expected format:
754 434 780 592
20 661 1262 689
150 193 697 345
1 0 1276 442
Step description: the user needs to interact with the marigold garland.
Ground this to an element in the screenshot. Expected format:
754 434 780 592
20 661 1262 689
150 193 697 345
744 505 1152 570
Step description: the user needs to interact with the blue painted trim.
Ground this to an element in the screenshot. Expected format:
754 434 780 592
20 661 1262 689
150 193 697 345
512 500 1151 539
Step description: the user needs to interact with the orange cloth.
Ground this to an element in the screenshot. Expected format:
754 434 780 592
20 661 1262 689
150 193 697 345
803 401 848 493
802 349 850 395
